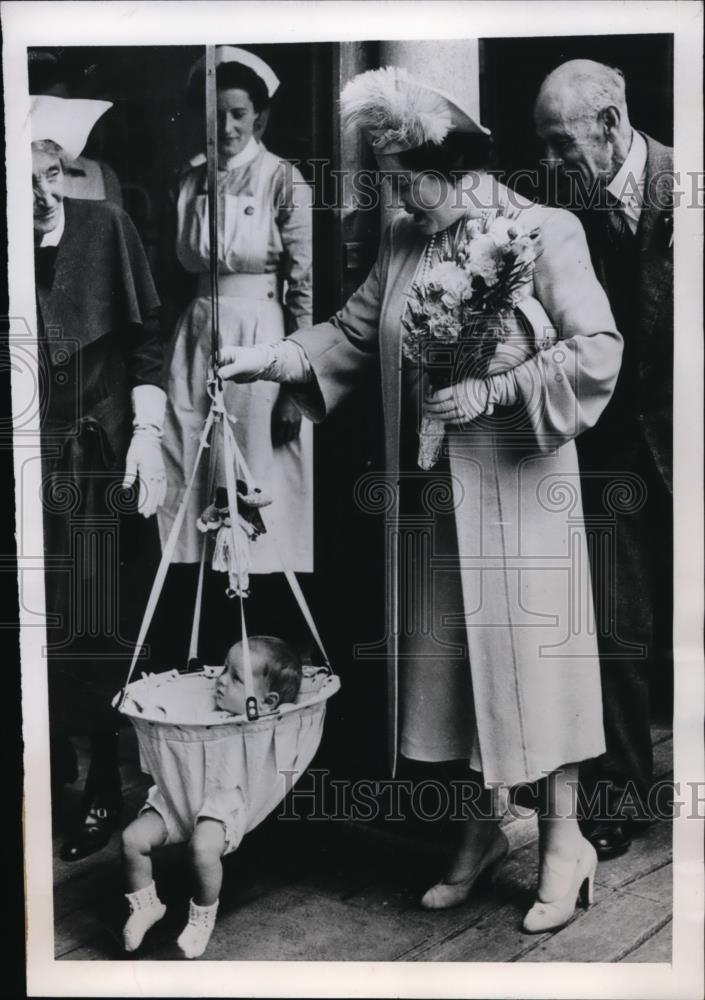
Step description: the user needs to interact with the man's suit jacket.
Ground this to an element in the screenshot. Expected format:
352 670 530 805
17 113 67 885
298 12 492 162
580 133 673 493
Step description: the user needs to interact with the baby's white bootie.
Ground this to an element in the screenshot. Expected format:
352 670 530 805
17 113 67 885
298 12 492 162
123 881 166 952
177 898 219 959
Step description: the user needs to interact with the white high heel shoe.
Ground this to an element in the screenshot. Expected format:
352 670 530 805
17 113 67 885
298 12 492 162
420 828 509 910
522 837 597 934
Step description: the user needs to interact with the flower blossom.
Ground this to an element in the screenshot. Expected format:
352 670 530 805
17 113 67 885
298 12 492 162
425 261 471 308
466 234 500 287
487 216 516 249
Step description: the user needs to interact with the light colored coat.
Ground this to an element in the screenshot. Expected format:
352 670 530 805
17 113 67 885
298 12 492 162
292 182 623 785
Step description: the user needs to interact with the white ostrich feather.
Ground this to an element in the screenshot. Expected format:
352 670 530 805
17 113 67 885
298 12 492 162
340 66 452 150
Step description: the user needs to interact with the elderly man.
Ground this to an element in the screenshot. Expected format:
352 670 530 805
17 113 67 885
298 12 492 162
32 96 167 861
535 59 673 859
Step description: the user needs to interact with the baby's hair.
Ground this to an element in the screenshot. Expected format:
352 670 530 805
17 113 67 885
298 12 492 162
248 636 302 705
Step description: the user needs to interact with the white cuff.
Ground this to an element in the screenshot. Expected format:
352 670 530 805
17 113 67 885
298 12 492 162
515 295 558 351
486 370 519 412
132 384 167 433
264 340 313 384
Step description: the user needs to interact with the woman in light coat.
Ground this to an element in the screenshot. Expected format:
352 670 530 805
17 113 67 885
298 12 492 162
218 67 623 933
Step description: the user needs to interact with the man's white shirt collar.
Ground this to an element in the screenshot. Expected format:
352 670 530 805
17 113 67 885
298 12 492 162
39 202 65 247
607 130 647 233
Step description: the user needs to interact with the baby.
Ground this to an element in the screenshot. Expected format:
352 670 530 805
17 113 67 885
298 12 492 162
121 636 302 958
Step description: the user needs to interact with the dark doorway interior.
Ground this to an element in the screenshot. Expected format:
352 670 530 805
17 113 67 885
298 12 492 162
479 33 674 203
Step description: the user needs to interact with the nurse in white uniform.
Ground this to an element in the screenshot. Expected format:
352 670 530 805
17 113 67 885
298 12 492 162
159 46 313 584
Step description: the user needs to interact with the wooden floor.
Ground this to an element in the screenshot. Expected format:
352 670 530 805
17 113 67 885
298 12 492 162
53 726 673 963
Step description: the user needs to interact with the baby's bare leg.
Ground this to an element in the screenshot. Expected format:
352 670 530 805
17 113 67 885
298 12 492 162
190 818 227 906
121 810 168 952
122 809 168 891
177 818 226 959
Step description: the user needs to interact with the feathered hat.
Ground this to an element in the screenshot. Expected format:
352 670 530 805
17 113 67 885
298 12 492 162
187 46 280 98
340 66 489 154
30 95 112 160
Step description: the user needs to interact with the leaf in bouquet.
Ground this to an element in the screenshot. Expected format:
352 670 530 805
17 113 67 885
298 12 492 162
438 325 460 343
461 315 507 378
429 314 456 341
401 337 420 363
409 302 430 327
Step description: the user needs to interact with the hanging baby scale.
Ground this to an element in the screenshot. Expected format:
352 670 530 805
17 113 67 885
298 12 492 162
114 47 339 840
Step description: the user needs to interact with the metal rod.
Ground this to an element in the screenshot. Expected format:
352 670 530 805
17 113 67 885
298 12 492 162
205 45 220 370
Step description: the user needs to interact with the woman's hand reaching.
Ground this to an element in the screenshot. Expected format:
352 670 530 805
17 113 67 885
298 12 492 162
424 377 490 425
217 344 274 383
216 342 306 442
217 340 312 387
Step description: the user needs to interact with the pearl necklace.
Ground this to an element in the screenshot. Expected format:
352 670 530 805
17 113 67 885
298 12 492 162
421 227 451 280
421 209 499 280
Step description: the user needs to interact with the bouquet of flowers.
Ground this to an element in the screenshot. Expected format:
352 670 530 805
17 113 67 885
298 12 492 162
402 208 540 469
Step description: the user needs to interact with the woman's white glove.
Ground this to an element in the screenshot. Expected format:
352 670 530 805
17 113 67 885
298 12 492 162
122 384 167 518
218 341 312 385
424 377 490 425
218 344 280 383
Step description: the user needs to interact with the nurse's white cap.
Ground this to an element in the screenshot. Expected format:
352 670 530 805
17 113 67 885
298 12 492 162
187 46 280 98
30 95 112 160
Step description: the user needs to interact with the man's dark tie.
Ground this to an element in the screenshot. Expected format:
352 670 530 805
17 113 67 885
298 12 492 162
604 192 635 252
599 190 639 382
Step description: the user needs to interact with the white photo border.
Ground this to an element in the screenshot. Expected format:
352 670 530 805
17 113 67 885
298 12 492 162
3 1 703 997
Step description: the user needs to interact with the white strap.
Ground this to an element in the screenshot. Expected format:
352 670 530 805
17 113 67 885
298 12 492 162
188 535 208 666
221 398 258 716
118 405 216 706
223 410 257 491
282 570 331 668
239 599 256 718
189 406 221 666
223 409 331 670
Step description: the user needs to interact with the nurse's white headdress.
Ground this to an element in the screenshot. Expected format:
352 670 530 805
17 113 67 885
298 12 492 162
30 95 113 160
340 66 489 154
187 46 280 98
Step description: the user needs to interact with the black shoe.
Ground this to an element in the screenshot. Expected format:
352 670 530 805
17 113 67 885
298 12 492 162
59 796 122 863
581 820 632 861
